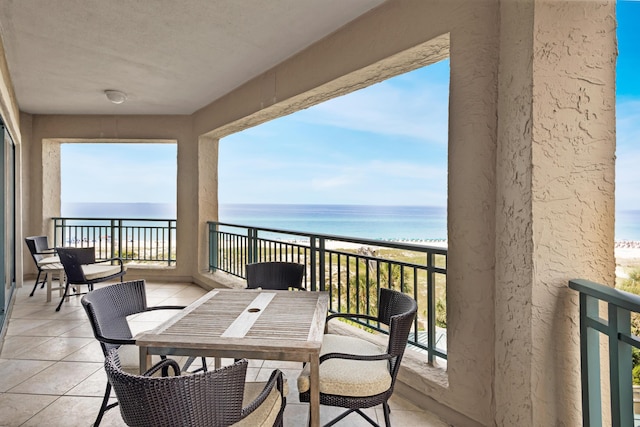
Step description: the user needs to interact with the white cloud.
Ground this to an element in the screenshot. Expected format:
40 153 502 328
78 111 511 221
292 75 449 144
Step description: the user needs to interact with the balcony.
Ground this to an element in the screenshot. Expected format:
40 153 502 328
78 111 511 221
49 217 448 363
0 279 447 426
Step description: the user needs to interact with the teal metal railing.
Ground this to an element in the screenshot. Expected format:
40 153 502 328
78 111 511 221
208 221 448 362
52 217 176 265
569 278 640 427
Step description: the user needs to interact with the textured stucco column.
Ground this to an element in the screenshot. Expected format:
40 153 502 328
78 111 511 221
495 1 616 425
196 136 218 277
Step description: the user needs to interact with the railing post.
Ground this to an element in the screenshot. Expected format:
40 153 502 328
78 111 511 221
248 227 258 264
608 303 633 427
580 293 602 427
427 252 435 364
167 220 173 266
109 219 116 259
61 218 67 248
318 237 325 291
209 222 218 272
310 237 317 291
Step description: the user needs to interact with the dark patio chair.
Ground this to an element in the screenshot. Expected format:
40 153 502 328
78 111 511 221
81 279 208 426
246 261 305 290
105 349 286 427
297 288 417 427
25 235 59 297
55 246 126 311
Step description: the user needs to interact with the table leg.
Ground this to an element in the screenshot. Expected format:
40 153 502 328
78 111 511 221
46 271 52 303
139 346 151 375
309 356 320 427
59 271 65 298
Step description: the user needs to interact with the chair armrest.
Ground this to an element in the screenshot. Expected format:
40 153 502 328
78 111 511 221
320 351 393 364
96 336 136 346
143 358 181 377
146 305 186 311
325 313 379 332
241 369 285 418
96 257 124 265
35 249 56 255
94 257 126 273
327 312 378 323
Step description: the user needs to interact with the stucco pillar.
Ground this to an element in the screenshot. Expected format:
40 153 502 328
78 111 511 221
197 136 218 275
495 1 616 425
41 139 61 237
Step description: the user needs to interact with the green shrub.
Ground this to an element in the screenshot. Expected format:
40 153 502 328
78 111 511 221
619 270 640 385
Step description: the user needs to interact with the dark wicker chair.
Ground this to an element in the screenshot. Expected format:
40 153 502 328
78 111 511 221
105 349 286 427
55 246 126 311
25 235 59 297
298 288 417 427
246 261 305 290
81 279 208 427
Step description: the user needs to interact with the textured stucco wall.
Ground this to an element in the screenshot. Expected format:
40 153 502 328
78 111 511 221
0 39 19 143
193 0 501 424
12 0 618 425
495 1 536 424
28 115 198 280
495 1 616 425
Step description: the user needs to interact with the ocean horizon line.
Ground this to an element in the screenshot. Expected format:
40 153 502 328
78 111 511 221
61 202 640 241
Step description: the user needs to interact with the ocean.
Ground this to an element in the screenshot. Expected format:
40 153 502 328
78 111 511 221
62 203 640 242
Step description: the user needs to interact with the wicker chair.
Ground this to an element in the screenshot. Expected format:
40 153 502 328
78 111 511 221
245 261 305 290
297 288 417 427
105 349 286 427
81 279 207 426
55 246 126 311
24 236 59 297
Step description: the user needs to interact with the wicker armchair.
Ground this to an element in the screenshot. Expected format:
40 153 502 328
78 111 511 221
81 279 207 426
297 288 417 427
246 261 305 290
105 349 286 427
24 236 59 297
55 246 126 311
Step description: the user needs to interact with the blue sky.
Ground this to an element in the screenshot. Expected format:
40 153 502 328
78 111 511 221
614 0 640 211
61 143 177 203
63 1 639 211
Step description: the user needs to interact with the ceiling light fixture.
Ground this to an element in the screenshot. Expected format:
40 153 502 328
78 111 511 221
104 89 127 104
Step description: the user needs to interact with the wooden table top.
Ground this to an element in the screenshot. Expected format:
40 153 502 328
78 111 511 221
136 288 329 359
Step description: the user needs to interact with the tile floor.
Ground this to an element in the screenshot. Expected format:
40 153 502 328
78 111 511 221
0 279 449 426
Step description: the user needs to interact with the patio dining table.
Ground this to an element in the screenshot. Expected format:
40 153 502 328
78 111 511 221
136 287 329 427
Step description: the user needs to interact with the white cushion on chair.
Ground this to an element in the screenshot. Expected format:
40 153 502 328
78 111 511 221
37 255 60 265
232 380 283 427
297 334 391 397
81 263 124 280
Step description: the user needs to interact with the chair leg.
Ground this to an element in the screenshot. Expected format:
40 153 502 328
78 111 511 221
94 381 118 427
382 402 392 427
40 272 47 288
324 409 358 427
182 356 208 373
29 271 43 296
55 280 71 312
355 408 381 427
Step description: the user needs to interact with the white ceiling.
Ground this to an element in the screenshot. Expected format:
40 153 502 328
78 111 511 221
0 0 385 115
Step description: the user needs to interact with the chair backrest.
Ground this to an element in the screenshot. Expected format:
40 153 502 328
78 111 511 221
56 246 96 283
377 288 417 379
246 261 305 290
25 235 51 264
105 349 248 427
81 279 149 355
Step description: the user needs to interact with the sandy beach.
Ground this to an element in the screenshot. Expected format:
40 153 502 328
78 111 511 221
616 241 640 279
324 239 640 280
